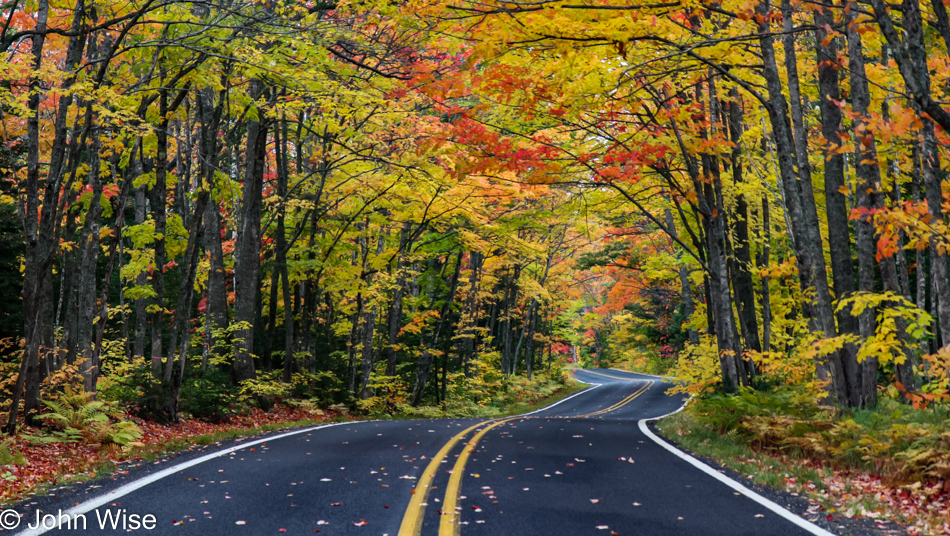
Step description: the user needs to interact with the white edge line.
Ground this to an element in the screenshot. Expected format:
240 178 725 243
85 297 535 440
14 420 355 536
608 367 670 380
520 382 602 416
638 417 836 536
15 380 602 535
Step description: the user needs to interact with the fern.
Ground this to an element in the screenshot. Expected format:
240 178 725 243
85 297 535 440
0 440 26 466
36 386 142 448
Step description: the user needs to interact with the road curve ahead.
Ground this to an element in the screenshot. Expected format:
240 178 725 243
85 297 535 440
11 369 831 536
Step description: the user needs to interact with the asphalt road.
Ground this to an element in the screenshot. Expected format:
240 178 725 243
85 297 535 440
7 369 831 536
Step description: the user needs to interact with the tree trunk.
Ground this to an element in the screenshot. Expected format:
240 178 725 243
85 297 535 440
276 120 295 383
150 89 168 381
725 89 761 356
759 0 848 404
385 224 412 376
232 81 268 384
167 192 209 420
77 119 104 394
847 13 914 400
411 252 462 406
198 87 228 368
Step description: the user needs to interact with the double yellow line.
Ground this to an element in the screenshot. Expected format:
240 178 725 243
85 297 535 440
397 418 517 536
581 369 643 381
398 379 654 536
572 380 653 418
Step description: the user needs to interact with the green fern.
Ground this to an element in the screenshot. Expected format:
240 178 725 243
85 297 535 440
37 386 142 448
0 439 26 466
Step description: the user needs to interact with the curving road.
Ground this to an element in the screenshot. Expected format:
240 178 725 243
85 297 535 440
8 369 833 536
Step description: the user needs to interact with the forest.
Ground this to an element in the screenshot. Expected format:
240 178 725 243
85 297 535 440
2 0 950 513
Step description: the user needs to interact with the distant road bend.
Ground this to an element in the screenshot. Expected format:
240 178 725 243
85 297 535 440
13 369 834 535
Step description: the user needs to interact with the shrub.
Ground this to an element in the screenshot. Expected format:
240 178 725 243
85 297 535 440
179 368 237 422
238 370 290 411
686 387 950 486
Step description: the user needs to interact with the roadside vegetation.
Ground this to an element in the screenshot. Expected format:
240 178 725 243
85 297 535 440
655 389 950 536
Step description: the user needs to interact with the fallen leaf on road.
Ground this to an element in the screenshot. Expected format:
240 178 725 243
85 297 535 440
596 525 609 530
235 521 246 525
590 499 600 504
353 520 367 526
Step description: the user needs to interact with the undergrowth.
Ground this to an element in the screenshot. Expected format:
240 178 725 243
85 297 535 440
656 387 950 534
682 387 950 485
390 369 578 419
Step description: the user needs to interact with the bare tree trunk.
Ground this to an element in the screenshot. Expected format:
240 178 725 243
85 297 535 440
411 252 462 406
150 89 168 380
232 81 268 384
275 119 295 383
725 89 761 357
846 12 915 399
814 2 864 401
757 197 772 352
167 192 209 420
134 180 148 360
198 86 228 369
358 235 385 398
385 224 411 376
759 0 847 404
846 11 882 406
78 118 104 394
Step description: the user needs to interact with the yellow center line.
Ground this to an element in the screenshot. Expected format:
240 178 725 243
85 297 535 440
435 380 656 535
581 369 643 381
439 418 518 536
573 380 653 418
397 420 492 536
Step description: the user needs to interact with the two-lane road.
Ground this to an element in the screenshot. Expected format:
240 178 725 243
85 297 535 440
10 369 833 535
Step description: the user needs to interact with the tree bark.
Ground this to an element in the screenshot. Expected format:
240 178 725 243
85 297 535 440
847 12 914 400
411 252 462 406
725 89 761 356
232 81 268 384
384 224 412 376
759 0 848 404
149 89 168 381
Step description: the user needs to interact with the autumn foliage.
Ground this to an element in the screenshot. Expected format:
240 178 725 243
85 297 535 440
3 0 950 527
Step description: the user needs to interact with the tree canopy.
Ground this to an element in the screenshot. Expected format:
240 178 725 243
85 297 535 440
3 0 950 430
